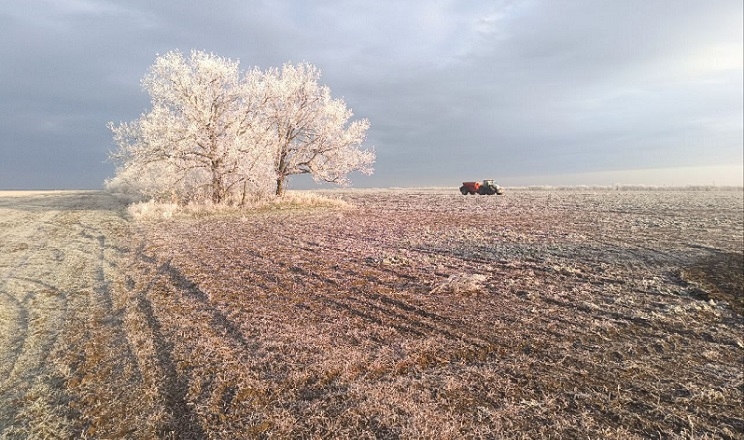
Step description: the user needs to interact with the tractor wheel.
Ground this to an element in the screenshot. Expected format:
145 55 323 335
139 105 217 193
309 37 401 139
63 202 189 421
469 191 475 195
460 186 468 195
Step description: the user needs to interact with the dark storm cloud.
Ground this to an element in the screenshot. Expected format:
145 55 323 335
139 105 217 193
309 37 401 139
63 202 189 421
0 0 741 189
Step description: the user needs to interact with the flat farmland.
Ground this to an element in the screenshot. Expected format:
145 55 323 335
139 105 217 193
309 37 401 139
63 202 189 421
1 188 742 439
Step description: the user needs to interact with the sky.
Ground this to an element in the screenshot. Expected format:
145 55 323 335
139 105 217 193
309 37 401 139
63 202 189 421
1 0 742 190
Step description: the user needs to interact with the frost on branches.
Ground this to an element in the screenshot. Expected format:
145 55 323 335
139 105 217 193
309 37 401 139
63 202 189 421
107 50 374 204
265 63 374 196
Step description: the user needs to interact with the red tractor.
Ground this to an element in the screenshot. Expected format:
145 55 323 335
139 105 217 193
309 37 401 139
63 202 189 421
460 179 504 195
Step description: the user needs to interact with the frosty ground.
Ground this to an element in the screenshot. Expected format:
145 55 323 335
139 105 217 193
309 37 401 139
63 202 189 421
0 188 742 439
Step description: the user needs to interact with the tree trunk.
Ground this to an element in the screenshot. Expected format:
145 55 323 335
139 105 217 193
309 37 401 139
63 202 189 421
275 176 285 197
275 150 288 196
240 180 247 207
211 165 224 204
211 184 223 204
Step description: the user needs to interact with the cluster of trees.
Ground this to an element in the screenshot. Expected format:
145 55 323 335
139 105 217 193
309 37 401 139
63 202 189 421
107 50 375 204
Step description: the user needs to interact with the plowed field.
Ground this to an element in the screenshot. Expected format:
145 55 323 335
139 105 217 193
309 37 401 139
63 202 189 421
1 189 742 439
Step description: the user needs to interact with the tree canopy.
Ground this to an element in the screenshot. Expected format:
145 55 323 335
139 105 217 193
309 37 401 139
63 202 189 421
107 50 374 203
264 63 374 195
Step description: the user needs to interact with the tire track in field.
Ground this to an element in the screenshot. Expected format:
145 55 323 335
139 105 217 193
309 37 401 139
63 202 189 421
262 223 517 351
155 217 511 366
0 206 71 434
0 192 152 438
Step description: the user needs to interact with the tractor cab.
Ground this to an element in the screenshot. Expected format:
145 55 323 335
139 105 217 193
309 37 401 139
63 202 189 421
480 180 504 195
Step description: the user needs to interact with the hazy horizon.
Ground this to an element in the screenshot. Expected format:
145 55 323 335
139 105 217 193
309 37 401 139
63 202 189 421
1 164 742 191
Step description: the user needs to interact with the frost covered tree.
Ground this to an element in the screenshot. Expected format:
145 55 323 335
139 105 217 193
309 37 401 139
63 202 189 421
108 50 274 204
264 63 375 196
108 51 374 203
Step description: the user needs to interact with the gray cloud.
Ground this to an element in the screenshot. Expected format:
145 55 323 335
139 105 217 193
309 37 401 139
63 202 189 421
1 0 741 189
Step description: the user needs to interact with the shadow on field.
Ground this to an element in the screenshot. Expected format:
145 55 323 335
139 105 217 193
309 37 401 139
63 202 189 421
158 259 258 352
131 249 206 439
136 293 205 439
681 251 744 316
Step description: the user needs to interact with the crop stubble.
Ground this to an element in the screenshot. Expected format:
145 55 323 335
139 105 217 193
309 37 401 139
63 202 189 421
0 189 742 439
133 189 743 438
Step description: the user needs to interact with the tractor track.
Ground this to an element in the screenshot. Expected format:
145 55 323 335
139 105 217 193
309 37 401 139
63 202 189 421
0 191 161 438
0 207 70 433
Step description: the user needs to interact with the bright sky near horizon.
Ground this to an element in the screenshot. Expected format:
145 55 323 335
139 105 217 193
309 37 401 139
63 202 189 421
1 0 742 189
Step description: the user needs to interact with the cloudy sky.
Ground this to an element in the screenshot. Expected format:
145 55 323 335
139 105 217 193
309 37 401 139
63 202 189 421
1 0 742 189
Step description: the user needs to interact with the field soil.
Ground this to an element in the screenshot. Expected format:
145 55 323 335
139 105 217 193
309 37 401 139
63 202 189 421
0 189 742 439
0 191 142 438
